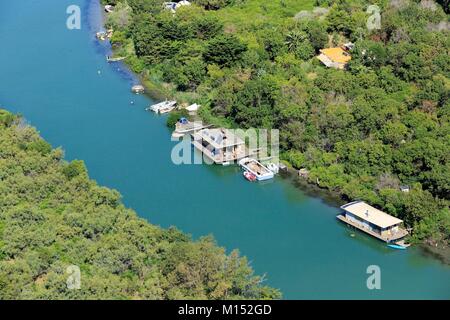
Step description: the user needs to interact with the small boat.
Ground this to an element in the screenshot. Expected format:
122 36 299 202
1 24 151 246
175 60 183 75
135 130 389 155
106 56 125 63
243 171 256 182
96 31 107 41
266 162 279 174
387 244 407 250
239 157 274 181
146 100 177 113
131 85 145 94
104 5 114 13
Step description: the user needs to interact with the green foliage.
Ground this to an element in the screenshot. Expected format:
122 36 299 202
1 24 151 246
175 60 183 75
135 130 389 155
0 111 281 299
204 35 247 67
193 0 236 10
0 110 15 127
62 160 87 180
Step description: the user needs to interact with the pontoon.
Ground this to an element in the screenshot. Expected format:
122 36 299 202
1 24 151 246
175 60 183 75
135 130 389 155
239 157 274 181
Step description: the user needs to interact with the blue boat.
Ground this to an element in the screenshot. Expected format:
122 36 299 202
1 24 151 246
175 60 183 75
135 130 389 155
388 244 407 250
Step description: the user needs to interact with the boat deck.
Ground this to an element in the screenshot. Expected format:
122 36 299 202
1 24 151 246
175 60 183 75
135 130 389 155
246 161 270 176
191 140 246 164
337 215 408 243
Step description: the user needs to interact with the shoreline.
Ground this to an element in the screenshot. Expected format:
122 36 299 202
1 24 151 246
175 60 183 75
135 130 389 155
96 2 450 266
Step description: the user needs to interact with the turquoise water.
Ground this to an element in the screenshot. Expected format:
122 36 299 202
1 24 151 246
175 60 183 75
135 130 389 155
0 0 449 299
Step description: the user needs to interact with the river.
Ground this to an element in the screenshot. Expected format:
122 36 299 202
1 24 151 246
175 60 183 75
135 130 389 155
0 0 448 299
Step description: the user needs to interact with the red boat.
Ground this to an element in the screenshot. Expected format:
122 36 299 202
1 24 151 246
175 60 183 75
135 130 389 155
243 171 257 182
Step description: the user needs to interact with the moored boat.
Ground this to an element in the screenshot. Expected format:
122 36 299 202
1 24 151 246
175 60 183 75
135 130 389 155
387 244 407 250
239 157 274 181
158 104 176 114
131 84 145 94
104 5 114 13
146 100 177 113
107 55 125 63
243 171 256 182
337 201 410 245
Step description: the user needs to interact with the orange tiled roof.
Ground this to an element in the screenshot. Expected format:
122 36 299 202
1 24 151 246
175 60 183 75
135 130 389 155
320 47 351 64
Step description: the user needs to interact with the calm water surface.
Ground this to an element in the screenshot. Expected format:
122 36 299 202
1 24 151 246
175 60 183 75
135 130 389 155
0 0 449 299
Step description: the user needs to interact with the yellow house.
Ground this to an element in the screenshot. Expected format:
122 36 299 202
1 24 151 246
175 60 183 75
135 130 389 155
317 47 351 70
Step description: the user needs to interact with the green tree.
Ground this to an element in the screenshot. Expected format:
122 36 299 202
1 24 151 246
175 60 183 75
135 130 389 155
204 35 247 67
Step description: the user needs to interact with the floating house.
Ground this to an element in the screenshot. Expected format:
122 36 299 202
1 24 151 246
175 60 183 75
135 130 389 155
317 47 351 70
146 100 176 113
337 201 409 244
191 128 246 165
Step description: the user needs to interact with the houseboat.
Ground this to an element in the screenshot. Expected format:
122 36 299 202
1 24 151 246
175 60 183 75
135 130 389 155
337 201 409 247
191 128 246 165
239 157 274 181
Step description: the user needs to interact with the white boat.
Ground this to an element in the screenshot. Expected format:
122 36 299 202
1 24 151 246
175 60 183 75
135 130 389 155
106 56 125 63
185 103 200 112
146 100 177 113
104 5 114 13
158 103 176 114
238 157 274 181
131 85 145 94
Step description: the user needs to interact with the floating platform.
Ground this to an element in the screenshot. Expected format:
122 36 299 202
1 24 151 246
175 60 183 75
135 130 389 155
337 214 409 244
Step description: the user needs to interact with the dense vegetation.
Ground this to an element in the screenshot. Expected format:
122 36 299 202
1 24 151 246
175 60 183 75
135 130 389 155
104 0 449 246
0 110 280 299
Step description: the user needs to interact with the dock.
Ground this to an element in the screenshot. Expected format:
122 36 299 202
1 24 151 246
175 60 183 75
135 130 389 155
172 119 211 138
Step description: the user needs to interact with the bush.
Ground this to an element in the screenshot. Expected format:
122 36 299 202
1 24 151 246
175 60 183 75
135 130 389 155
62 160 87 180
